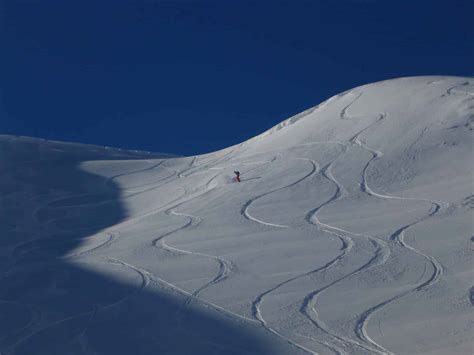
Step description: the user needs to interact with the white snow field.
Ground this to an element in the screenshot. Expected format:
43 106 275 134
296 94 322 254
1 76 473 355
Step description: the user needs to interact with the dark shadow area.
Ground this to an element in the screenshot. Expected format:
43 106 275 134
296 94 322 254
240 177 262 182
0 137 282 355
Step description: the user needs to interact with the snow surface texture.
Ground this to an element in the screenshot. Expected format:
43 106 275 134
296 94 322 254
1 76 473 355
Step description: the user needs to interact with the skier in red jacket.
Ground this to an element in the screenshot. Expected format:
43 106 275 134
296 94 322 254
234 171 241 182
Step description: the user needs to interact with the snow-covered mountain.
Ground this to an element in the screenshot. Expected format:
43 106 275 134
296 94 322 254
1 76 472 355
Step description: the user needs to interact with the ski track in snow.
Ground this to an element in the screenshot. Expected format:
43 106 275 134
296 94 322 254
299 93 447 354
247 99 390 353
2 159 186 353
3 134 440 355
9 146 350 354
60 232 117 260
105 159 166 190
352 142 445 353
31 178 232 330
293 95 393 354
154 207 235 303
164 154 321 354
121 168 177 192
148 153 249 307
3 79 466 354
177 156 197 178
445 81 474 96
178 147 238 178
29 157 176 231
6 258 149 355
295 333 344 355
34 165 177 213
146 155 283 323
354 203 444 354
249 150 353 355
347 103 446 354
128 262 257 325
0 302 40 346
142 153 321 354
10 232 117 265
302 167 390 353
22 183 187 267
239 155 367 355
12 165 152 272
300 158 359 353
220 135 388 353
242 158 319 228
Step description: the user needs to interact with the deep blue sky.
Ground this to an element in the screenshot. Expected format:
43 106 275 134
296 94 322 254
1 0 473 155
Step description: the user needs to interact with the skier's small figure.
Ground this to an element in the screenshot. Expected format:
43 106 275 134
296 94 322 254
234 171 241 183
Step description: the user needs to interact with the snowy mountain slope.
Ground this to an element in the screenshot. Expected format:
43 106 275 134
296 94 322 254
0 76 472 355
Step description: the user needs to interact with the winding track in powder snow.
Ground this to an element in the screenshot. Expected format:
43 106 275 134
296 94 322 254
299 95 394 354
39 180 258 333
349 129 446 353
0 301 40 346
152 204 235 303
249 149 352 355
6 258 150 355
66 153 275 319
60 232 117 260
240 155 361 354
144 154 321 354
446 81 474 96
152 154 304 296
242 158 319 228
105 159 166 190
4 147 292 353
176 155 320 354
148 157 259 315
5 164 165 347
3 158 182 351
100 151 352 354
149 154 282 306
305 92 447 354
240 137 387 353
353 202 443 354
7 88 453 354
303 200 390 354
299 160 357 353
29 157 176 230
34 161 178 214
178 147 238 178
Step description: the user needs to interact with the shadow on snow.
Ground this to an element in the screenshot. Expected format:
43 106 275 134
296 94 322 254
0 138 275 355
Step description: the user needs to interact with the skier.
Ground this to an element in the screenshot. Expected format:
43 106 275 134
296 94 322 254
234 170 241 183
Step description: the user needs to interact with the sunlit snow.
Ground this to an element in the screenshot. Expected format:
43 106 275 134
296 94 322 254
1 76 473 355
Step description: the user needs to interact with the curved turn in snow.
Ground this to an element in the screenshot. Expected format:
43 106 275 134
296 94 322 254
1 76 472 355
